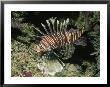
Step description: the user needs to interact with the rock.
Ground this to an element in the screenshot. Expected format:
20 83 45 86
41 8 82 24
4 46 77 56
37 59 63 76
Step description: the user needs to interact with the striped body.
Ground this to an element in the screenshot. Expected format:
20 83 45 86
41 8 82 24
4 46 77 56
32 29 84 53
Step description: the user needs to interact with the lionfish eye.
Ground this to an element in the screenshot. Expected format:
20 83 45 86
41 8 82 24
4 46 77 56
35 45 41 53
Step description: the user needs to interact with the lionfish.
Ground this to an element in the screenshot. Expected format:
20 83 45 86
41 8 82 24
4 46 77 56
31 17 86 61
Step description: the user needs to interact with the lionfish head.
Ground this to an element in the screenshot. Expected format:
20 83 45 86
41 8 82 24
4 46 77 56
31 43 44 53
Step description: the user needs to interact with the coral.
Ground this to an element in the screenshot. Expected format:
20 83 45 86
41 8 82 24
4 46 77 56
11 11 100 77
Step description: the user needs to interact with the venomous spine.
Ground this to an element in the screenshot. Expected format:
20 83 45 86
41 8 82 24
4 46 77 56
32 18 85 54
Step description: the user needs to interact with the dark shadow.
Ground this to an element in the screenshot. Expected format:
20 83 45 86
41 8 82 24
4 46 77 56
62 33 96 66
23 11 79 27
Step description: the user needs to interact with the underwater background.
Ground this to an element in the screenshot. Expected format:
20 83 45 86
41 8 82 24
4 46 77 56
11 11 100 77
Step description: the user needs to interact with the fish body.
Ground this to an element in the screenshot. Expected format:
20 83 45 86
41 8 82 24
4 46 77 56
32 28 85 53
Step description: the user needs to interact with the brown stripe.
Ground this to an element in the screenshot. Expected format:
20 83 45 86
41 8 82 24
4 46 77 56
69 32 72 43
70 32 73 43
55 33 60 48
56 32 60 46
53 33 59 47
74 31 77 41
44 35 56 49
55 33 60 46
66 32 69 43
58 32 64 46
50 34 58 48
71 32 74 42
64 31 68 44
40 38 49 48
42 36 55 50
39 41 46 51
45 36 53 47
61 31 66 46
